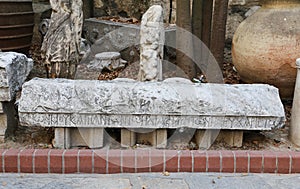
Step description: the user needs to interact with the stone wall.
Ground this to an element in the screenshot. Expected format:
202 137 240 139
94 0 170 22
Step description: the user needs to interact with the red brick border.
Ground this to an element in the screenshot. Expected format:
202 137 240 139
0 149 298 174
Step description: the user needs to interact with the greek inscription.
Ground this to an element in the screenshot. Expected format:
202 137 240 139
20 113 281 130
194 117 210 127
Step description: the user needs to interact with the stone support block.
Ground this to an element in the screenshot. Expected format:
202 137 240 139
216 130 244 147
195 130 220 150
121 129 136 148
195 130 243 148
156 129 167 149
54 128 71 149
54 128 104 149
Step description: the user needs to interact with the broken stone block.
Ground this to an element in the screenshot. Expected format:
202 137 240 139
0 52 33 101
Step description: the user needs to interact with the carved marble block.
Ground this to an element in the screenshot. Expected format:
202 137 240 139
19 78 285 130
138 5 164 81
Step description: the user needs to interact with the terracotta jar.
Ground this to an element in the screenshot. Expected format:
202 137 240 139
232 0 300 99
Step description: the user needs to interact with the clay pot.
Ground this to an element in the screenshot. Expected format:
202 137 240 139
232 0 300 99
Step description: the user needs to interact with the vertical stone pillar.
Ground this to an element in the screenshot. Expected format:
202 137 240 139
138 5 165 81
290 58 300 146
122 5 167 148
150 0 171 23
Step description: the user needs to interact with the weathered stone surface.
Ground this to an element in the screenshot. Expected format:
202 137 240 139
138 5 164 81
290 58 300 146
93 0 170 22
0 52 33 101
19 78 285 130
41 0 83 78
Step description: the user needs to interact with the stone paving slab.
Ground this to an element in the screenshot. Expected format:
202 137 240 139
0 173 299 189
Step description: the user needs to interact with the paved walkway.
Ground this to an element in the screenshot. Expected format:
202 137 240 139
0 173 299 189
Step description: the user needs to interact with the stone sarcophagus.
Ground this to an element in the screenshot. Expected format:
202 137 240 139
19 78 285 130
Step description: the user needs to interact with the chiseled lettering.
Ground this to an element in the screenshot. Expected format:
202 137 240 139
50 114 58 125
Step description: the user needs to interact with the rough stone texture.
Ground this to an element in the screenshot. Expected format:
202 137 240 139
290 58 300 146
88 52 126 72
19 78 285 130
0 52 33 101
78 19 175 80
41 0 83 78
138 5 164 81
149 0 170 23
93 0 170 22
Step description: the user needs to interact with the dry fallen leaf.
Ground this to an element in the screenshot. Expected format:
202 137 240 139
162 171 170 176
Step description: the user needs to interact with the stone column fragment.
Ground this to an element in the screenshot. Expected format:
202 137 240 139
290 58 300 146
138 5 165 81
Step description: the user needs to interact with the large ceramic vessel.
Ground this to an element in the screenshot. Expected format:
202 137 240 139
0 0 34 54
232 0 300 99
